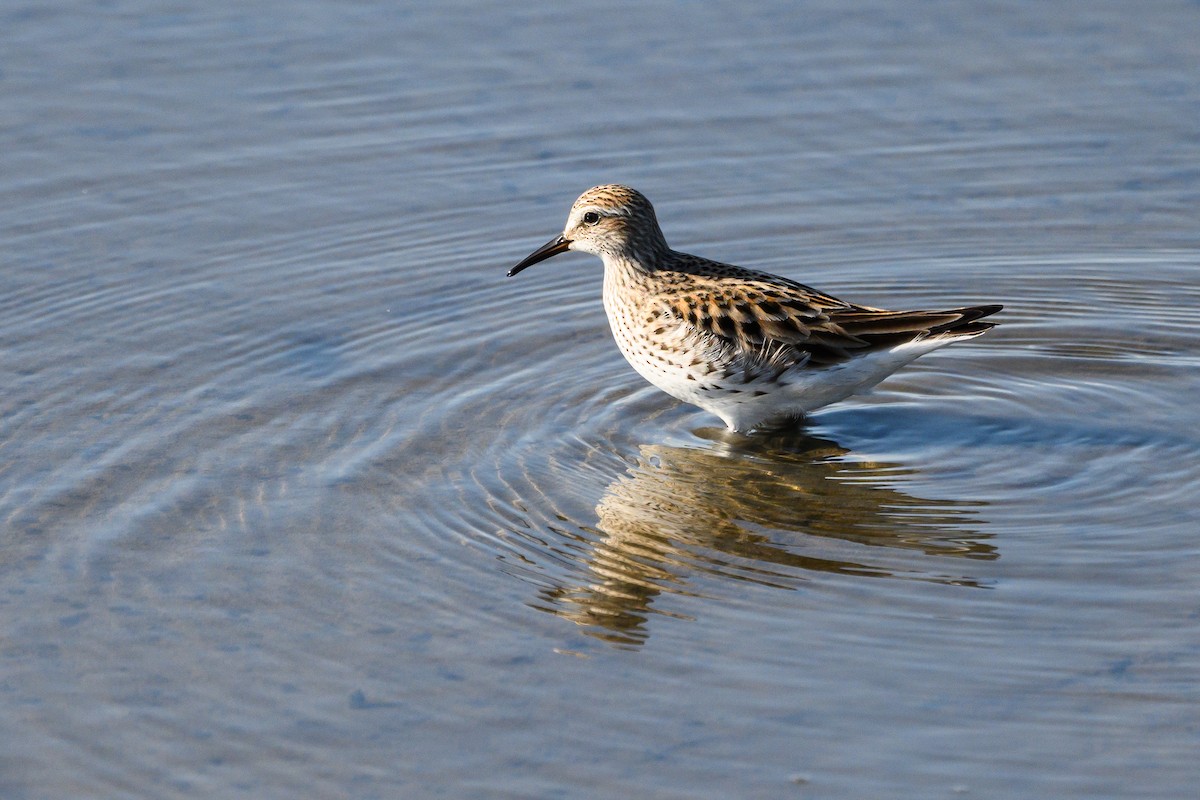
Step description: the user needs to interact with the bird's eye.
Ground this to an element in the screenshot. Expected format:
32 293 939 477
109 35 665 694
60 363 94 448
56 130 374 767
582 211 601 225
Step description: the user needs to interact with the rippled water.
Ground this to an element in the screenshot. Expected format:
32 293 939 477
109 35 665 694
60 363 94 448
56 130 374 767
3 1 1199 798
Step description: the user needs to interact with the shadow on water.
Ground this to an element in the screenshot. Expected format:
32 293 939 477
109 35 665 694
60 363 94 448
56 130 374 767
531 426 996 647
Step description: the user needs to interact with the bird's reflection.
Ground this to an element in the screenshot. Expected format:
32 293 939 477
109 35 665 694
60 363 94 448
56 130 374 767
534 427 996 647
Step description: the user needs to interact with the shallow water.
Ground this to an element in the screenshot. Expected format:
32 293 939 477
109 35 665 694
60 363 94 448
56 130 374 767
2 1 1199 798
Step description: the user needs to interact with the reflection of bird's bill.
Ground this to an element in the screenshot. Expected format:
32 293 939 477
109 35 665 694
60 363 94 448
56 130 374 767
540 432 996 646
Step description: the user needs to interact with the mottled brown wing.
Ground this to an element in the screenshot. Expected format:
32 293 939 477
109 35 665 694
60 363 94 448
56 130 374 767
657 269 1001 379
655 279 870 378
829 305 1003 342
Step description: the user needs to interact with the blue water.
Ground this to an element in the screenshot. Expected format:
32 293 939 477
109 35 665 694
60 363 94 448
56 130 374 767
2 2 1198 798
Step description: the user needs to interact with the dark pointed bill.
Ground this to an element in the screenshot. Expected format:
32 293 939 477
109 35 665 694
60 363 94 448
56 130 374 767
507 235 572 277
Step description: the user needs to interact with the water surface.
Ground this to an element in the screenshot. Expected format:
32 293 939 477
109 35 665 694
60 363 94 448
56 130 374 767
2 1 1199 798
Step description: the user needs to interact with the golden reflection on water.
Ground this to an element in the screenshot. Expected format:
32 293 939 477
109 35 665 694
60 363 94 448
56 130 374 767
535 428 996 647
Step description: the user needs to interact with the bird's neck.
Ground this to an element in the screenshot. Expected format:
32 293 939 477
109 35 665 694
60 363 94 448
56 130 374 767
601 239 670 272
602 249 661 280
601 253 659 304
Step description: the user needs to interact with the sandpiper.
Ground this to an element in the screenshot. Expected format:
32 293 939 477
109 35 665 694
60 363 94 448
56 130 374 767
508 185 1001 432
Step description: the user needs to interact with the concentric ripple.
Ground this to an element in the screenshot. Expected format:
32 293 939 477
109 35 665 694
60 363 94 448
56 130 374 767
387 250 1200 646
3 2 1199 796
